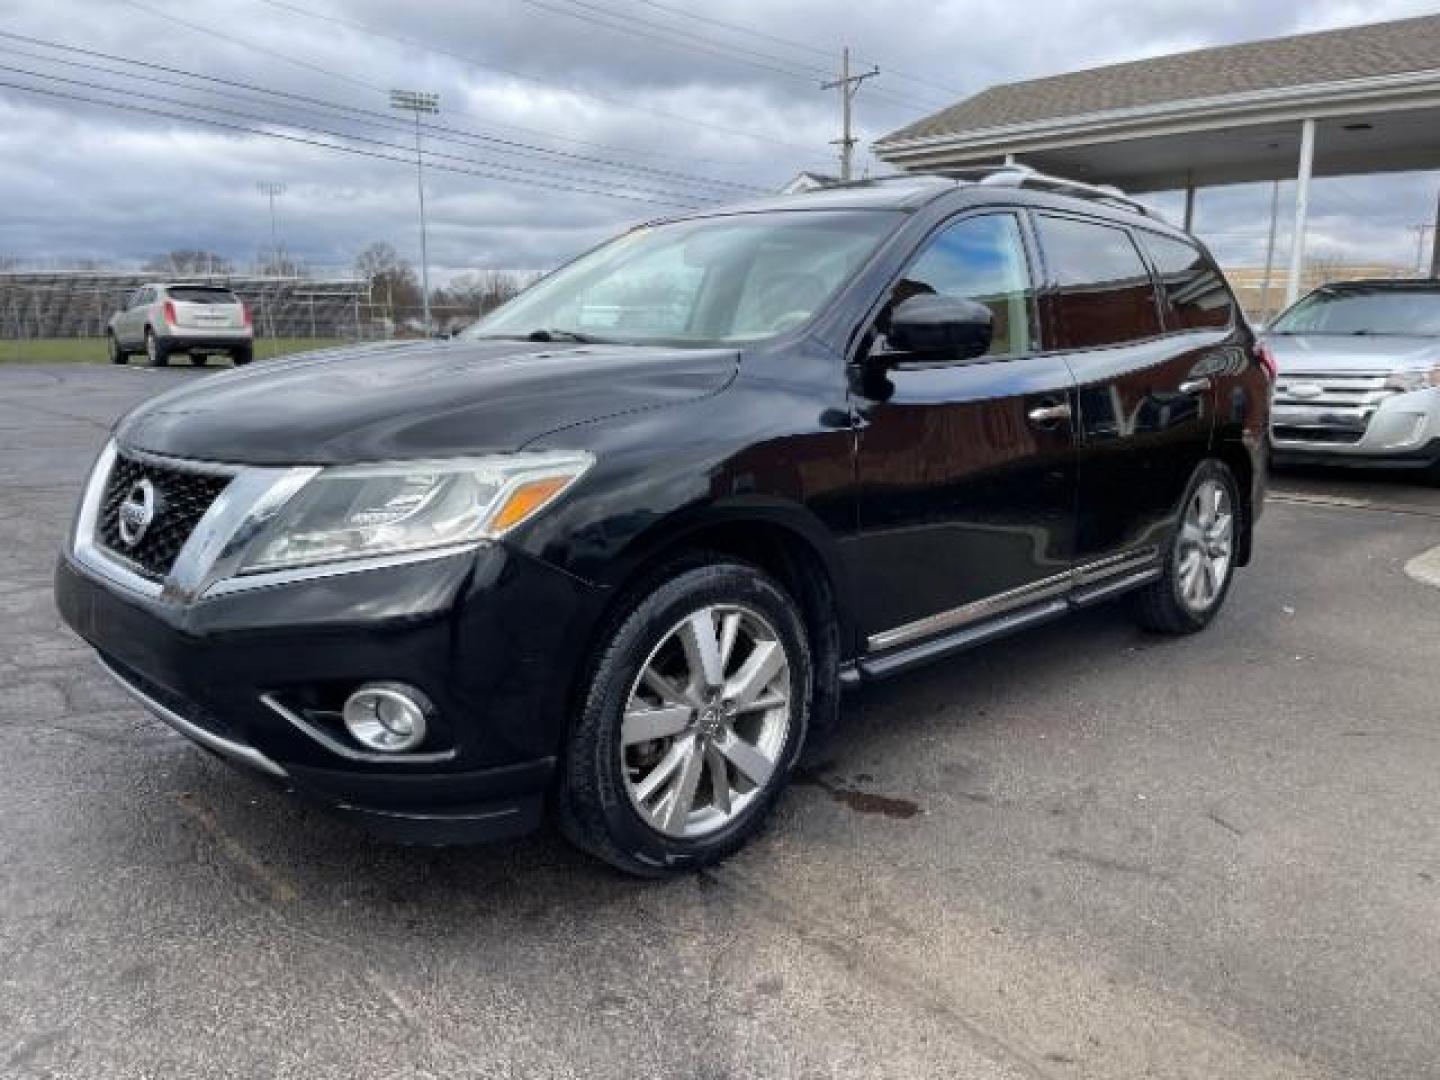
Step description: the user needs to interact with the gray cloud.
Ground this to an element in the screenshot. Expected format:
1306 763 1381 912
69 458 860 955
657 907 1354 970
1 0 1436 278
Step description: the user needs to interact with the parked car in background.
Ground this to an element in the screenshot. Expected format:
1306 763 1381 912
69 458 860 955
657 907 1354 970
1265 279 1440 477
108 283 253 367
58 169 1269 876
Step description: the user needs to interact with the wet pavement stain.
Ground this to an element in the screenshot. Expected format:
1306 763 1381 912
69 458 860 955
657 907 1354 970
796 771 921 819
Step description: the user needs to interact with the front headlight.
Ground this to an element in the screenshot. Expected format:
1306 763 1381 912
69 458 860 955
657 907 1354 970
238 452 593 574
1384 366 1440 392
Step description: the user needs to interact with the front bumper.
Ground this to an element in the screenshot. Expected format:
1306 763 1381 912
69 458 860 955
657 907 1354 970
1271 386 1440 468
55 541 603 844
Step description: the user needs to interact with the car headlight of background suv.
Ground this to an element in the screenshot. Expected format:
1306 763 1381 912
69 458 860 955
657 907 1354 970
238 452 594 575
1383 365 1440 393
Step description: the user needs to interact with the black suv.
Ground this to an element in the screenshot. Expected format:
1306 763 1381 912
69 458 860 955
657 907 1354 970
56 170 1269 876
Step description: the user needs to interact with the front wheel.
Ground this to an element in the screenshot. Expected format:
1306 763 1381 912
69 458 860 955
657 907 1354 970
1133 460 1240 634
559 558 811 876
107 334 127 365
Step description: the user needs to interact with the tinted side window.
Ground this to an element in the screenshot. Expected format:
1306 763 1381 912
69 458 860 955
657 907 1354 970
1036 215 1161 349
890 214 1036 356
1136 232 1233 331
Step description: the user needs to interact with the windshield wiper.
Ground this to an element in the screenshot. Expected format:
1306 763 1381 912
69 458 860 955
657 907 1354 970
524 328 610 344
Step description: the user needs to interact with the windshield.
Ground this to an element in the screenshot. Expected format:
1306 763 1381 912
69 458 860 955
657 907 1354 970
465 210 899 347
1269 288 1440 336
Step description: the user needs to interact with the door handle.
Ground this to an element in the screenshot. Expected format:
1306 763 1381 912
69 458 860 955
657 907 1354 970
1179 377 1213 395
1027 401 1072 425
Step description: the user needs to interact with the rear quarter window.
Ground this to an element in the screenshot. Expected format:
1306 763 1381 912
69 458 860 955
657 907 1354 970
1136 232 1233 331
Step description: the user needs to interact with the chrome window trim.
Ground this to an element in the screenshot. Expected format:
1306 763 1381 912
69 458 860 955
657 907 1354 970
866 547 1160 653
98 655 288 779
260 694 458 765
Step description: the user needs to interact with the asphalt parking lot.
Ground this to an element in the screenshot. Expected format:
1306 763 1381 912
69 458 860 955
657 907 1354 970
3 362 1439 1080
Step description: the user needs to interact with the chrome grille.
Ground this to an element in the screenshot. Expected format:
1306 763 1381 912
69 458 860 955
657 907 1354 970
1270 371 1400 443
97 453 232 579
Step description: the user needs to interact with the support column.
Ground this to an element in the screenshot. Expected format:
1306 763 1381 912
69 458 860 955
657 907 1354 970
1430 181 1440 279
1258 180 1281 322
1182 178 1196 232
1286 118 1316 306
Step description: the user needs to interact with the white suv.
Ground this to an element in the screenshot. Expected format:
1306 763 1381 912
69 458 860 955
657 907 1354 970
108 283 254 367
1265 280 1440 478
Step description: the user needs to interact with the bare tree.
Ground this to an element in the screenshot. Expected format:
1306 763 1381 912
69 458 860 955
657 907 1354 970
255 247 307 277
354 242 420 323
143 250 233 275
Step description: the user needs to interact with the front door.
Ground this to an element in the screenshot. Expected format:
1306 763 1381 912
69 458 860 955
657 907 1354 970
849 211 1079 652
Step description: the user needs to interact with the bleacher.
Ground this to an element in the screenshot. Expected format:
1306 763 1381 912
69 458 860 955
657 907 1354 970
0 270 369 339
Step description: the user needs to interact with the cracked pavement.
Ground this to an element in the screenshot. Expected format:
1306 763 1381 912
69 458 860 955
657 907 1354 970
2 362 1439 1079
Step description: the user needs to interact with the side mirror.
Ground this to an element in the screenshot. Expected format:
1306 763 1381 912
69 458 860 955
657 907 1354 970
884 295 993 363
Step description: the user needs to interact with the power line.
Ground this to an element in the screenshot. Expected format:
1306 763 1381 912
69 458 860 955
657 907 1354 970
0 77 704 210
233 0 832 155
0 61 714 205
622 0 965 102
0 33 763 196
518 0 945 114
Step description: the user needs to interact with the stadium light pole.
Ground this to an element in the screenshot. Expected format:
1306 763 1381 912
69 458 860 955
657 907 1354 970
390 89 439 334
256 181 287 267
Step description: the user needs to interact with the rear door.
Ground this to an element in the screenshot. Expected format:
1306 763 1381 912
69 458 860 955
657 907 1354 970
1032 213 1217 572
850 210 1079 652
119 287 150 345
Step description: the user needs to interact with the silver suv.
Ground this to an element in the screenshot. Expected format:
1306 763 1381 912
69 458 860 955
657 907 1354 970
1265 280 1440 477
108 283 254 368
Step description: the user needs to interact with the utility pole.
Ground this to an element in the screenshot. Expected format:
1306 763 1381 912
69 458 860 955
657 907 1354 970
821 48 878 182
390 88 440 334
256 181 286 270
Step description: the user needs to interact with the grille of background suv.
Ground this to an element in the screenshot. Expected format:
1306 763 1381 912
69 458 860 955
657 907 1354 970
97 454 231 579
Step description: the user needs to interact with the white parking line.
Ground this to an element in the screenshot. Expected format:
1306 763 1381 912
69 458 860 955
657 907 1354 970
1405 545 1440 589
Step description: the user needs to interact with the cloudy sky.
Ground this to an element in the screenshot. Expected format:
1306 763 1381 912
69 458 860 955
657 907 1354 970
1 0 1437 279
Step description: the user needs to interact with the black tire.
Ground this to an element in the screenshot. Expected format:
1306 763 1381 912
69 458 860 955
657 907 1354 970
107 334 127 365
232 345 253 367
558 556 812 877
144 329 168 368
1133 459 1240 635
188 353 205 367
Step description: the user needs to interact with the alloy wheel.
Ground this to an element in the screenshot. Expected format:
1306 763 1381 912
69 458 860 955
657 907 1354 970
621 603 792 839
1176 478 1233 613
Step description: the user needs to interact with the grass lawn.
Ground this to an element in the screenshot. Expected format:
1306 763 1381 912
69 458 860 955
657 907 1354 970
0 337 352 364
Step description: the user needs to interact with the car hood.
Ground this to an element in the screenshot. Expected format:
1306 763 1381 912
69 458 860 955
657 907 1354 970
116 338 739 465
1263 333 1440 373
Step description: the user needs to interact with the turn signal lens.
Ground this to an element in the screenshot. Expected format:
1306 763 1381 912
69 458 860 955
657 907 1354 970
489 475 573 533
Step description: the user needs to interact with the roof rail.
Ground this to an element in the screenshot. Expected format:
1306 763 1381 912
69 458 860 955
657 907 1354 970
931 165 1167 222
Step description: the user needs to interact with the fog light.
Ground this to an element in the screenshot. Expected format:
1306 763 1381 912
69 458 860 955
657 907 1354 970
342 683 431 753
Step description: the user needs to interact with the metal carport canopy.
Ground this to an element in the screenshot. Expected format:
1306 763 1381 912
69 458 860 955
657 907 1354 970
874 15 1440 304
